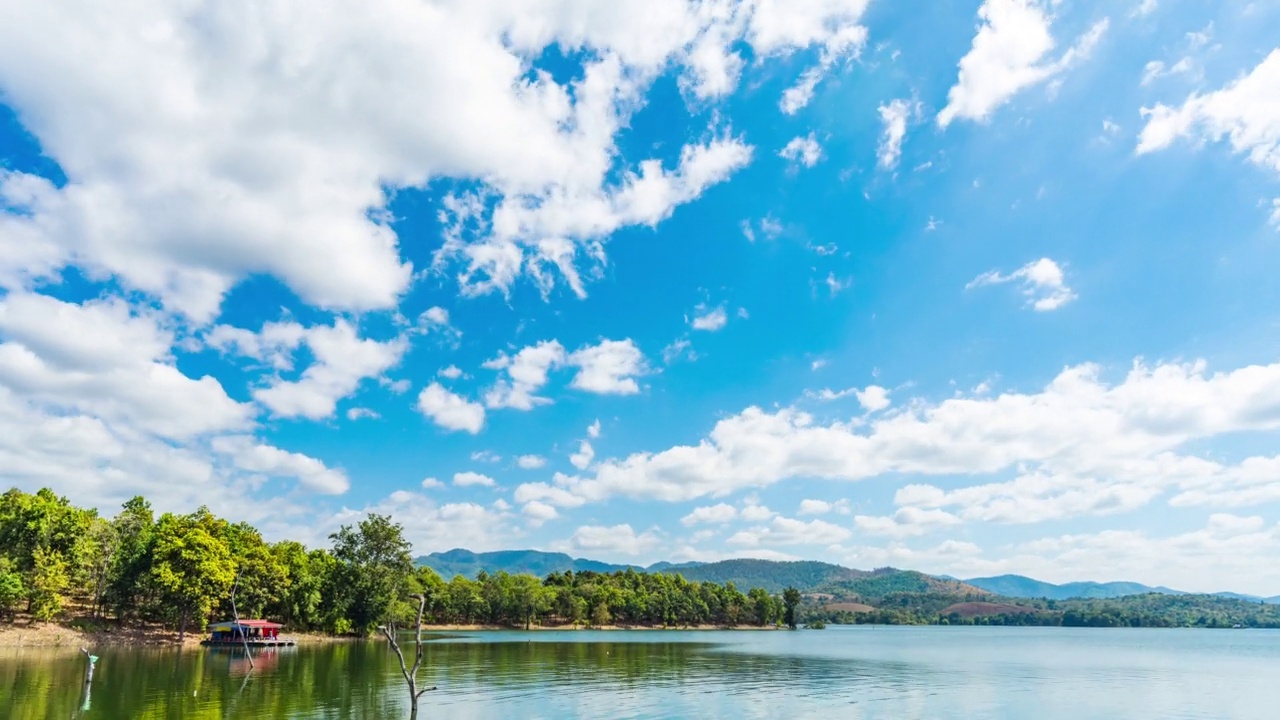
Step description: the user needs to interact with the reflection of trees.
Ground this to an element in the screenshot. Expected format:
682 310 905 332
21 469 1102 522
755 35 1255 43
1 636 924 718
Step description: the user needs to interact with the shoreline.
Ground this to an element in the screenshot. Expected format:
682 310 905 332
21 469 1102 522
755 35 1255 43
0 621 779 648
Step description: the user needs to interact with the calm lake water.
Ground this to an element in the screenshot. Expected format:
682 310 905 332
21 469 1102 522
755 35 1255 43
1 627 1277 719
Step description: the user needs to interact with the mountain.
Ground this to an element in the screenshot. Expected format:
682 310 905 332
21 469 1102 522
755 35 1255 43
417 551 1274 602
417 551 983 597
664 559 866 594
417 549 647 578
965 574 1214 601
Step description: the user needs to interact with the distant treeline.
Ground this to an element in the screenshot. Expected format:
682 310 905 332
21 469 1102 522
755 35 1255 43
801 592 1280 629
0 488 798 636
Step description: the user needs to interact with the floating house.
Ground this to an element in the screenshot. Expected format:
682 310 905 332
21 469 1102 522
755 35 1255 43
201 619 296 647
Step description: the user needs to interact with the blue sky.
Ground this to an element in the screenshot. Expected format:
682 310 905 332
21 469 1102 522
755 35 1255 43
3 0 1280 593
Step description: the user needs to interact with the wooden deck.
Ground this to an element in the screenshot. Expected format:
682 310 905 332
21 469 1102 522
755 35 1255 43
200 639 296 647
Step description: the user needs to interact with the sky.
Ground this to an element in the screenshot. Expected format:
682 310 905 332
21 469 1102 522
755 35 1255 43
2 0 1280 594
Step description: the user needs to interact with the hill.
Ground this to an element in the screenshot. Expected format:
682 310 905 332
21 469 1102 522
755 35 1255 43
965 574 1280 603
662 559 867 593
417 548 646 578
964 574 1184 600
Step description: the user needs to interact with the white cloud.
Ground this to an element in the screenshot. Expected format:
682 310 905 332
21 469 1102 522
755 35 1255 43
809 384 890 411
416 382 486 434
328 490 515 554
1131 0 1157 18
240 320 407 420
512 356 1280 524
825 272 850 296
811 359 827 371
727 515 852 547
0 292 253 440
691 305 729 331
471 450 502 463
570 440 596 470
522 500 559 526
453 471 496 488
438 365 464 380
483 340 566 410
662 337 696 364
1140 57 1193 86
421 477 444 489
779 133 823 168
854 507 962 539
797 499 833 515
877 99 918 169
211 435 350 495
567 339 647 395
967 257 1076 311
587 419 602 439
0 1 875 318
1137 50 1280 177
568 523 660 557
681 503 739 526
516 454 547 469
938 1 1109 127
779 23 869 114
915 515 1280 595
346 407 380 421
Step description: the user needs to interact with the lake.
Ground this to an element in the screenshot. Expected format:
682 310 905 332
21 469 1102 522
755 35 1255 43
1 627 1276 718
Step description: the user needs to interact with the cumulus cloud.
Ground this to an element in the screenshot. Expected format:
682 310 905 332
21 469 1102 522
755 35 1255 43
570 441 596 471
681 503 739 526
521 500 559 527
779 133 823 168
1137 50 1280 178
587 420 602 439
516 454 547 469
483 340 566 410
967 257 1076 311
212 435 350 495
809 384 891 411
416 382 486 433
512 356 1280 530
568 523 660 556
567 339 648 395
236 320 407 420
727 515 852 547
326 490 515 553
453 471 496 488
0 1 874 317
938 1 1109 127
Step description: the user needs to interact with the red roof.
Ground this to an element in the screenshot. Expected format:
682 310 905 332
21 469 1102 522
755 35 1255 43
237 619 283 628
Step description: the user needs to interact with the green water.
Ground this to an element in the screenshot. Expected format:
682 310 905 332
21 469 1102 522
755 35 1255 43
2 627 1277 718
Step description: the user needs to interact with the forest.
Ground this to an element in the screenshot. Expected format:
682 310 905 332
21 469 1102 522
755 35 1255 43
0 487 797 637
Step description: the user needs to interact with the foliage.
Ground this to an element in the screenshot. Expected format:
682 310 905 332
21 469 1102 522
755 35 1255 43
0 556 27 620
798 591 1280 628
782 587 800 629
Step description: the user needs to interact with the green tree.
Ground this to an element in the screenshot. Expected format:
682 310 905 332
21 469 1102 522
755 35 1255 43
782 586 801 629
29 546 70 622
149 509 236 640
329 513 413 634
0 556 26 621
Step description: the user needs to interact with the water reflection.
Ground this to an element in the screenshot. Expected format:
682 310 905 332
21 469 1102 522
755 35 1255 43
1 628 1277 719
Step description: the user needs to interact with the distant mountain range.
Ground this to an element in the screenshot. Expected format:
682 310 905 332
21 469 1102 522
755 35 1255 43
418 549 1280 603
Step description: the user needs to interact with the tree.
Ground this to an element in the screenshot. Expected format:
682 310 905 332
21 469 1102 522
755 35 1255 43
380 593 435 720
29 546 70 622
329 514 413 634
149 509 236 641
782 587 801 629
0 556 26 621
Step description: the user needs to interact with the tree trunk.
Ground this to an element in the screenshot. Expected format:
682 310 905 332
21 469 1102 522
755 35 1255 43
178 606 188 643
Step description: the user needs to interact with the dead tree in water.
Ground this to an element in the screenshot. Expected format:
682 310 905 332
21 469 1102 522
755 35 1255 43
379 593 436 719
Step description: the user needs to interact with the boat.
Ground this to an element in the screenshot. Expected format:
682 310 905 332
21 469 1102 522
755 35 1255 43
201 619 296 647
